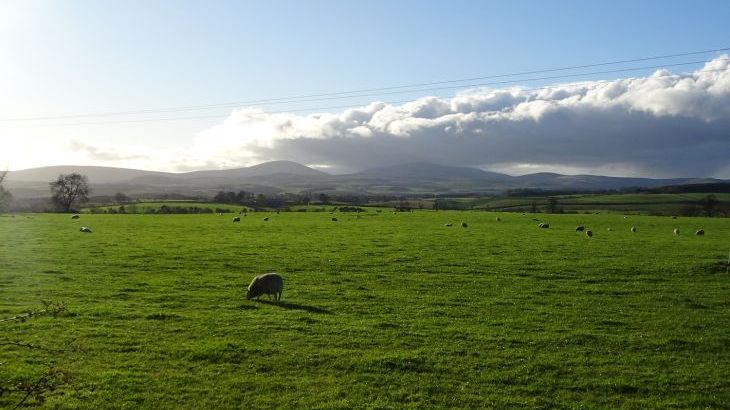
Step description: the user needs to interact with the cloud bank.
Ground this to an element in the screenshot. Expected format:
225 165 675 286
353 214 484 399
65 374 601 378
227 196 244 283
189 56 730 177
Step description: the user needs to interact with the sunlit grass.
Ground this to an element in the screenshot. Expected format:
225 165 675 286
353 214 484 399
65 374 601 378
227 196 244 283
1 211 728 408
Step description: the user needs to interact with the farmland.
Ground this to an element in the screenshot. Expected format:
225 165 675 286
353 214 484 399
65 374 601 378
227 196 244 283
1 211 729 408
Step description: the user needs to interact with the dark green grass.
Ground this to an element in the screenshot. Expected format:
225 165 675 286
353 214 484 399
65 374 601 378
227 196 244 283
469 192 730 215
1 211 729 408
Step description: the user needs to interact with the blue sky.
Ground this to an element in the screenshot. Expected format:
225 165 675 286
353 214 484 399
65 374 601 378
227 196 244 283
1 0 729 176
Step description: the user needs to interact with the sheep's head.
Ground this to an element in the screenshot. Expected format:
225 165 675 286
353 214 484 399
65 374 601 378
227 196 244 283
245 287 253 300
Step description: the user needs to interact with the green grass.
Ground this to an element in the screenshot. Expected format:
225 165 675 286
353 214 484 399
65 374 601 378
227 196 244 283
85 201 246 213
472 192 730 215
1 211 729 408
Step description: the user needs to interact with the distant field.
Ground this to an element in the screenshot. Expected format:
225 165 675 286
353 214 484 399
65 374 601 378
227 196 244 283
1 211 729 408
85 201 245 213
472 192 730 215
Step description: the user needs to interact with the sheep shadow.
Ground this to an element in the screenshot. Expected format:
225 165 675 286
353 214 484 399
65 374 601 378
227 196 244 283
254 300 332 314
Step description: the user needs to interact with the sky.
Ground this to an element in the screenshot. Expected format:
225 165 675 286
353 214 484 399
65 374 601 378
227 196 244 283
1 0 729 177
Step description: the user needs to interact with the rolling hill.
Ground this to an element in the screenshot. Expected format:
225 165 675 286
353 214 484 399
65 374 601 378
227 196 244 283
3 161 725 198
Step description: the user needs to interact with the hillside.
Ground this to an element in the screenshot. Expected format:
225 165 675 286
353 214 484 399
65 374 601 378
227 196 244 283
4 161 726 198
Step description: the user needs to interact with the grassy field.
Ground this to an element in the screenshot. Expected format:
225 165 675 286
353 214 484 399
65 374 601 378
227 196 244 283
468 192 730 215
1 211 729 408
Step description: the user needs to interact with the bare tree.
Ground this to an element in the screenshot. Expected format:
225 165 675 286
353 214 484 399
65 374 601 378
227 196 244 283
49 173 90 212
0 170 12 212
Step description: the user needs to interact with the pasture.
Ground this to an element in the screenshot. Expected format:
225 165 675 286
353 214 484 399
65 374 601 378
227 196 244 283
1 211 729 408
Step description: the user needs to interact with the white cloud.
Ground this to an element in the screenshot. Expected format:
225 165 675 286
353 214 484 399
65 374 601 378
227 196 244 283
9 57 728 177
189 56 730 177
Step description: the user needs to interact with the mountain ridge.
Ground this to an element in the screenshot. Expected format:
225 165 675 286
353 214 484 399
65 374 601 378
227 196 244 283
4 161 726 198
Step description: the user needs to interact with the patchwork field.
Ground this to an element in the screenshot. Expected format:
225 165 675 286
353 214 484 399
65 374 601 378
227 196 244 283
1 211 729 408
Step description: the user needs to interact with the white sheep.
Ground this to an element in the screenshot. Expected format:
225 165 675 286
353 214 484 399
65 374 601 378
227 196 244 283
79 227 92 233
246 273 284 301
695 229 705 236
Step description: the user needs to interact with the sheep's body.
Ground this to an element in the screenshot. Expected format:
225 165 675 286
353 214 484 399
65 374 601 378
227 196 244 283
695 229 705 236
586 230 593 238
232 217 240 223
246 273 284 301
263 217 269 221
79 227 92 233
575 225 585 232
495 217 501 222
630 226 636 233
331 217 338 222
673 228 680 235
538 223 549 229
607 227 613 231
71 214 80 219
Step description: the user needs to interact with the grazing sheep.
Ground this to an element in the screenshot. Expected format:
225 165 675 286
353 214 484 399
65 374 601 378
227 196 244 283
263 217 269 221
623 216 628 219
538 223 549 229
673 228 680 235
575 225 585 232
607 227 613 231
79 227 92 233
232 217 240 223
71 214 80 219
630 226 636 233
331 217 338 222
444 223 452 227
695 229 705 236
586 230 593 238
246 272 284 301
495 217 501 222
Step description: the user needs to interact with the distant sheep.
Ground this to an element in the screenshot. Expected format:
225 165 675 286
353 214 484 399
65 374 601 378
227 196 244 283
695 229 705 236
495 217 501 222
263 217 269 221
461 222 468 228
232 217 240 223
607 227 613 231
71 214 80 219
673 228 680 235
79 227 92 233
538 223 549 229
586 230 593 238
575 225 585 232
630 226 636 233
331 217 338 222
246 272 284 301
445 223 452 227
